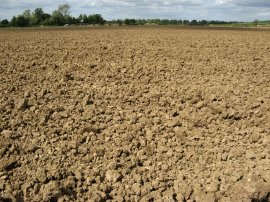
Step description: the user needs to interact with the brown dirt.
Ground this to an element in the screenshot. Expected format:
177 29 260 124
0 26 270 202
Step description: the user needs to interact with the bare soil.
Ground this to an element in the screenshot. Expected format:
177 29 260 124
0 27 270 201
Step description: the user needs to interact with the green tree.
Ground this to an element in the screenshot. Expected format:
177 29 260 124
82 14 88 23
137 19 146 25
88 15 94 24
33 8 44 24
190 20 198 25
253 19 258 27
50 10 65 25
88 14 105 25
10 16 17 26
95 14 105 25
58 4 71 17
16 15 28 27
160 19 169 25
199 20 208 25
124 19 136 25
124 19 130 25
42 18 52 25
1 19 9 26
23 9 31 20
22 9 31 24
130 19 136 25
42 13 51 21
149 19 161 24
116 19 123 26
183 20 189 25
78 14 83 22
66 16 76 24
49 4 71 25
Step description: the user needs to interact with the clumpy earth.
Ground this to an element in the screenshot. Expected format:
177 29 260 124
0 26 270 201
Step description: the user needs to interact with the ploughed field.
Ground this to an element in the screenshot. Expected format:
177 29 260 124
0 27 270 201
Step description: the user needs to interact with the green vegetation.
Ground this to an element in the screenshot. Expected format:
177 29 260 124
110 19 206 26
106 19 270 27
209 20 270 27
1 4 104 27
0 19 9 27
0 4 269 28
78 14 105 25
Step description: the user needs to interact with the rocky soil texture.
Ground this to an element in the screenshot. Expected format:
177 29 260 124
0 27 270 201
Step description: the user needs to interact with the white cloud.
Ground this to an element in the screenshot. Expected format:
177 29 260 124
216 0 270 7
0 0 270 21
216 0 233 4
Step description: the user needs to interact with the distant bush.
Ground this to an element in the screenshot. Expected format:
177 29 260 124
16 16 29 27
0 19 9 27
124 19 136 25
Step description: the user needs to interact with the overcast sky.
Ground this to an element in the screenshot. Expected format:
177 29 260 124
0 0 270 21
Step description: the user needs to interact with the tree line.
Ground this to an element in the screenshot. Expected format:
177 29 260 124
108 19 239 26
0 4 239 27
0 4 105 27
110 19 213 25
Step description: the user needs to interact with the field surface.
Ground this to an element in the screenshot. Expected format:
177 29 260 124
0 27 270 201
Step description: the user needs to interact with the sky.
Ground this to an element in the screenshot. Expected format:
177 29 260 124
0 0 270 21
